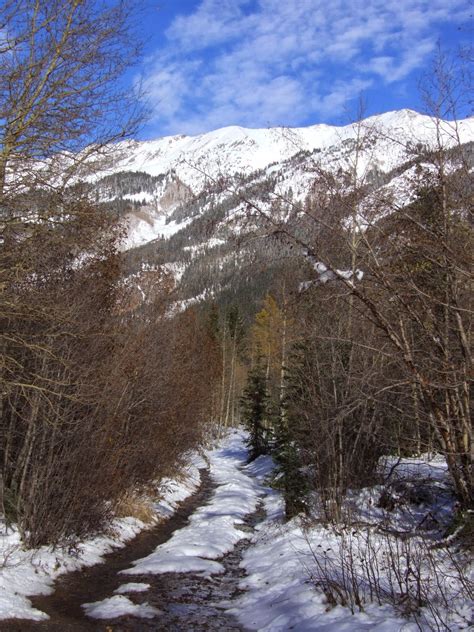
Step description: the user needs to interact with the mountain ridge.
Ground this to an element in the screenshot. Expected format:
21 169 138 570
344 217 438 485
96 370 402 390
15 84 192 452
112 108 474 183
98 109 473 252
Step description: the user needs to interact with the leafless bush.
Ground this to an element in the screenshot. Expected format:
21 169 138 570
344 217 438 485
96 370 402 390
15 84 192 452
0 196 221 547
306 526 473 630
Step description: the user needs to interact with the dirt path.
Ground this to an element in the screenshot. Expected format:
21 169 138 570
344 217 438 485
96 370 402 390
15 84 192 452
2 470 263 632
105 502 265 632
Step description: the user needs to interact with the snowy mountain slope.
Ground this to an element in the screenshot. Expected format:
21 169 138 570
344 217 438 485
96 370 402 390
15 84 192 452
96 109 474 251
108 109 474 189
94 110 474 282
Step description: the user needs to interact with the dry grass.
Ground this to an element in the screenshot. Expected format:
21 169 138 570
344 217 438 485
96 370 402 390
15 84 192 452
114 491 156 524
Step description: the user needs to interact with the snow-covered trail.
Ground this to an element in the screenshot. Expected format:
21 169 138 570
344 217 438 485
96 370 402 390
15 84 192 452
2 429 275 631
3 422 470 632
2 470 216 631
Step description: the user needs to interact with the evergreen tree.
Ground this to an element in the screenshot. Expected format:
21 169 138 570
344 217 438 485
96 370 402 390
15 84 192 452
240 364 270 461
273 421 309 519
273 342 310 519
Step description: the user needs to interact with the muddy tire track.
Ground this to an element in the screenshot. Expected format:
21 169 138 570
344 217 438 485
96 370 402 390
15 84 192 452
107 502 265 632
2 472 265 632
2 470 215 632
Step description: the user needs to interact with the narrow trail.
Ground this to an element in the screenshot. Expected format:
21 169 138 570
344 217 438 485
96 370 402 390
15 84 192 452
105 507 263 632
2 470 215 632
104 502 265 632
2 464 266 632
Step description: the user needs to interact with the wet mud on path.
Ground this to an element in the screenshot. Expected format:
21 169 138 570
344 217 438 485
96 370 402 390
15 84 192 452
2 470 264 631
110 502 265 632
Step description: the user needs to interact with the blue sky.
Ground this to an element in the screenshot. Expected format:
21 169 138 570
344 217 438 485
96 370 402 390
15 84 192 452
134 0 472 138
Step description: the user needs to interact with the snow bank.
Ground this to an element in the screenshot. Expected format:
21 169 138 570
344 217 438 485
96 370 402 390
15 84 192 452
114 582 150 594
232 517 416 631
232 452 472 632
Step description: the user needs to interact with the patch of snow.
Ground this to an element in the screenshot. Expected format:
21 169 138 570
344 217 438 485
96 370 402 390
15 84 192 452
121 192 155 204
183 237 226 254
232 451 471 632
380 453 449 482
161 261 186 283
120 214 192 250
0 452 203 621
114 582 150 594
0 518 145 622
83 594 160 619
168 291 210 315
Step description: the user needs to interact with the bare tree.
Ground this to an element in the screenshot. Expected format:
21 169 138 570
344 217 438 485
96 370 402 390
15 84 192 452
0 0 144 205
0 1 151 544
235 83 473 509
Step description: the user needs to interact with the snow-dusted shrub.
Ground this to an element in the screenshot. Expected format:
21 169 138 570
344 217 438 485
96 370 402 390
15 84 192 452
307 526 473 630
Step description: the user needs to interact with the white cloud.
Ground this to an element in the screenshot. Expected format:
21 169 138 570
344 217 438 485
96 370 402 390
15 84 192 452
368 38 436 83
140 0 471 135
165 0 250 51
316 79 375 117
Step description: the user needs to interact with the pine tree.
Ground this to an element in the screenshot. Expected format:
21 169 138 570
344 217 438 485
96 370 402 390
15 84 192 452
273 421 309 519
240 364 270 461
274 343 310 519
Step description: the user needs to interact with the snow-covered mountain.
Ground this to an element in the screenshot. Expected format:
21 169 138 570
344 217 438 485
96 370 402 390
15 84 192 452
97 109 474 251
111 109 473 190
94 109 474 308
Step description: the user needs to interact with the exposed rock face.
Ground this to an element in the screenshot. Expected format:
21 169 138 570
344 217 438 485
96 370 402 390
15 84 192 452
159 175 193 213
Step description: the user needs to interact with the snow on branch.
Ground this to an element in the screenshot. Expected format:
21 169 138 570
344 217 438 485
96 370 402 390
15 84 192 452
299 250 364 292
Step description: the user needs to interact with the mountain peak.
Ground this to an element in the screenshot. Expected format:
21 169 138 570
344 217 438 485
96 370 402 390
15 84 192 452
99 108 474 251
